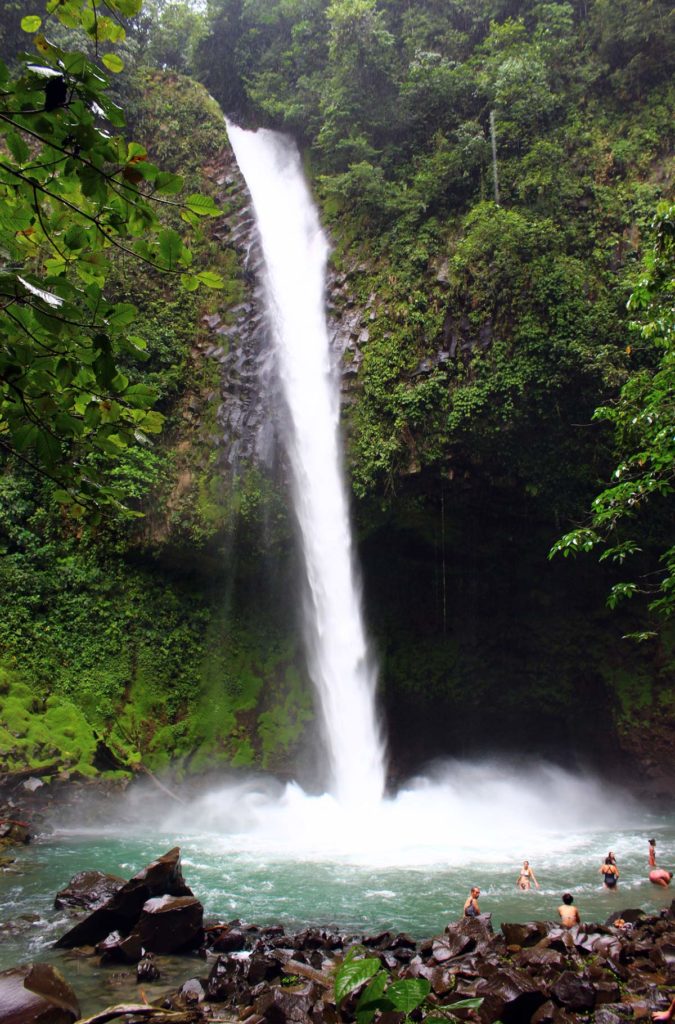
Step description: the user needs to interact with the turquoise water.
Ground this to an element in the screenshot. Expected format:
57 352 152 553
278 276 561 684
1 767 673 1012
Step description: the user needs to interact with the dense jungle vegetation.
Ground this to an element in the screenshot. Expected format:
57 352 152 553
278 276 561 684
0 0 673 785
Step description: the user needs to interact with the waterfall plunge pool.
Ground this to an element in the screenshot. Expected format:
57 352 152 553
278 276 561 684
1 760 673 1011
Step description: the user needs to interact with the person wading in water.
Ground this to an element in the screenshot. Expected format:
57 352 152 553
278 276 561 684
516 860 540 890
463 886 481 917
600 855 620 889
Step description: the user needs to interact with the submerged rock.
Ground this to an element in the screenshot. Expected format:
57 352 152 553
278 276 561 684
137 952 161 982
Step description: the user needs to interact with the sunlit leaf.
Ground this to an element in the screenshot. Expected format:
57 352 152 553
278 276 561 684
102 52 124 73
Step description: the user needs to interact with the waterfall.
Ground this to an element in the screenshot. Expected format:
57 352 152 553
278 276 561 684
226 123 386 809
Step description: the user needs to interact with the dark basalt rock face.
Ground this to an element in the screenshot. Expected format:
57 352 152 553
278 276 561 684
0 963 80 1024
474 965 547 1024
55 847 202 960
54 869 125 912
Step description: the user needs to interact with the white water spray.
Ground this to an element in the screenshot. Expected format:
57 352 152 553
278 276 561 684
226 123 386 809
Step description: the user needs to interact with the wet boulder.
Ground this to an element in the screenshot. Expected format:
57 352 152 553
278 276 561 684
434 917 495 961
517 946 566 972
133 894 204 954
54 870 125 912
56 847 192 948
208 924 248 953
593 1006 634 1024
0 962 80 1024
96 928 144 964
594 980 622 1004
501 921 550 949
253 981 322 1024
475 966 547 1024
137 953 160 982
246 952 284 986
178 978 206 1005
415 964 455 997
206 956 240 1002
551 970 596 1012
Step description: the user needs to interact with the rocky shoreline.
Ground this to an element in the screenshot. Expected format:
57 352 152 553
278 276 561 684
1 838 673 1024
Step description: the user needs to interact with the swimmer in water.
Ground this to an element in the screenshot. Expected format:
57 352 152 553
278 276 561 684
600 856 620 889
516 860 540 890
649 869 672 888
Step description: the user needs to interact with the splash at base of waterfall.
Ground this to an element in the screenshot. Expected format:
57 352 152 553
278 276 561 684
129 758 645 868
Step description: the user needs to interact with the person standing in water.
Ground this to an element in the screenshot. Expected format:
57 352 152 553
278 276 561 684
463 886 481 917
649 838 657 868
649 869 672 888
600 855 620 889
558 893 580 927
516 860 540 890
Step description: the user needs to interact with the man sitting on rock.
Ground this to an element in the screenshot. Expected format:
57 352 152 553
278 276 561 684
557 893 580 928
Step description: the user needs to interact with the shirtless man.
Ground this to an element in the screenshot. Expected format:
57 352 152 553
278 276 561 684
649 869 672 888
558 892 580 927
463 886 481 917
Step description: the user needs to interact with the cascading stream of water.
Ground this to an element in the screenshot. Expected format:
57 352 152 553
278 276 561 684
226 123 386 809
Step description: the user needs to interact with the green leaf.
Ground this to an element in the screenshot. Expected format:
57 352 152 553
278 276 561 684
154 171 184 195
21 15 42 32
184 193 221 216
102 53 124 73
36 428 62 465
139 410 164 433
52 489 74 504
355 970 389 1024
107 303 137 328
158 229 184 269
335 958 381 1005
12 423 39 452
196 270 224 289
385 979 430 1014
83 402 101 428
441 997 484 1009
124 383 157 409
6 132 30 164
180 273 200 292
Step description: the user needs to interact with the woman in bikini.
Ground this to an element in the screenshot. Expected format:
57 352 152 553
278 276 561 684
516 860 540 890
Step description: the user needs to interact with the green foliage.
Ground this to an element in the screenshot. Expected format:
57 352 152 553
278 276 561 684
128 0 209 75
0 0 222 516
550 201 674 628
0 666 98 774
333 947 482 1024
